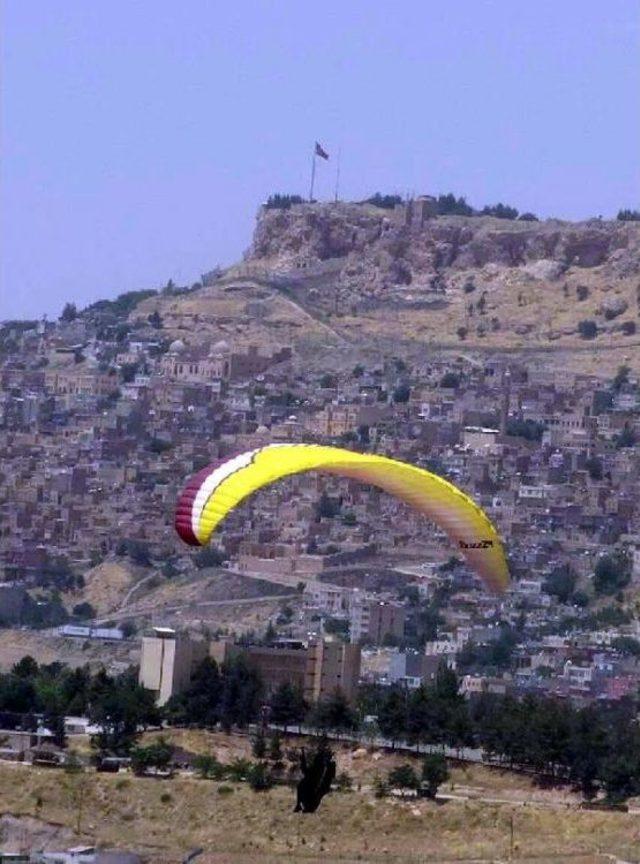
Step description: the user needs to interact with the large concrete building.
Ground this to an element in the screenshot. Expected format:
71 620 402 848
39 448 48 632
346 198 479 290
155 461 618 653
138 627 209 706
140 632 361 706
304 639 361 704
349 598 406 645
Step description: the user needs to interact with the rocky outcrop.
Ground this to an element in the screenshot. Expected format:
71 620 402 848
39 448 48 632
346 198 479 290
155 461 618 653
244 203 640 313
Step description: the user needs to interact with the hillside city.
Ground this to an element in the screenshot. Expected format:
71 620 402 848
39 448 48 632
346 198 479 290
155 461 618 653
2 201 640 861
2 200 640 708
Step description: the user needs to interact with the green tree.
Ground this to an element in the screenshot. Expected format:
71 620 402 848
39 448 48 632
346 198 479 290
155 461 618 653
269 682 307 732
308 690 358 735
60 302 78 322
543 565 577 604
130 737 173 775
578 319 597 340
388 763 419 796
594 550 632 595
252 728 267 759
421 753 449 798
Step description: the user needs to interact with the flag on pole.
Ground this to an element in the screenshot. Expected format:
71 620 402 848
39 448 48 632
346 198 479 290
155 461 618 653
315 141 329 160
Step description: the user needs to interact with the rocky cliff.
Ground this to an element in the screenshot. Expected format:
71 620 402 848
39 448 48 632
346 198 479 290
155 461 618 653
139 202 640 376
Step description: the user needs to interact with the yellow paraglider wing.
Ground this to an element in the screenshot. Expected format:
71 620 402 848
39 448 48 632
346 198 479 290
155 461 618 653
175 444 509 593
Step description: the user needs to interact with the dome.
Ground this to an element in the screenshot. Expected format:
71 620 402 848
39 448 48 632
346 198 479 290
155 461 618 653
256 424 269 434
212 339 230 353
168 339 186 354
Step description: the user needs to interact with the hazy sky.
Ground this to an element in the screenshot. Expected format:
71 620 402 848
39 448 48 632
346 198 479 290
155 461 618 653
2 1 639 321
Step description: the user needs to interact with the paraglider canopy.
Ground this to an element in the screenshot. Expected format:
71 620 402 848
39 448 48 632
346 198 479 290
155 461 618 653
175 443 509 593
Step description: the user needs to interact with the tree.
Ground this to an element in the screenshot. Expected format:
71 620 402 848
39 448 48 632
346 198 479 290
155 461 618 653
388 763 419 796
366 193 403 209
148 310 163 330
316 493 340 520
308 690 358 735
612 365 630 392
440 372 460 389
60 303 78 322
436 194 474 216
377 687 407 749
392 383 410 403
268 731 283 763
193 546 225 569
421 753 449 798
252 728 267 759
578 320 597 340
264 193 304 210
615 426 637 449
120 362 139 384
319 373 337 389
481 203 519 219
130 737 173 775
193 753 226 780
72 602 96 620
88 668 159 754
594 550 632 595
617 209 640 222
269 682 307 732
585 456 603 481
13 656 39 679
543 565 577 604
64 752 89 834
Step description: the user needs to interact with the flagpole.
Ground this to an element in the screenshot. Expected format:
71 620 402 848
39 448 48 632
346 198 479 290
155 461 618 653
309 145 317 202
334 148 341 203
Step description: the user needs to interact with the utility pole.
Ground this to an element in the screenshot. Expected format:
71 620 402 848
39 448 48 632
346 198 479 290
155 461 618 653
334 148 341 203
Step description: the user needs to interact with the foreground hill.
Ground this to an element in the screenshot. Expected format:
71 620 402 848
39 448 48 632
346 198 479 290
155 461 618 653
1 731 638 862
136 202 640 377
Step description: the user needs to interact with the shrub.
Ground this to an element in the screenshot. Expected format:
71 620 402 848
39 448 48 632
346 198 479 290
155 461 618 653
576 285 590 301
620 320 636 335
578 320 597 340
518 212 539 221
457 326 468 340
373 774 389 798
335 771 353 791
463 278 476 293
247 761 273 791
217 785 234 796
